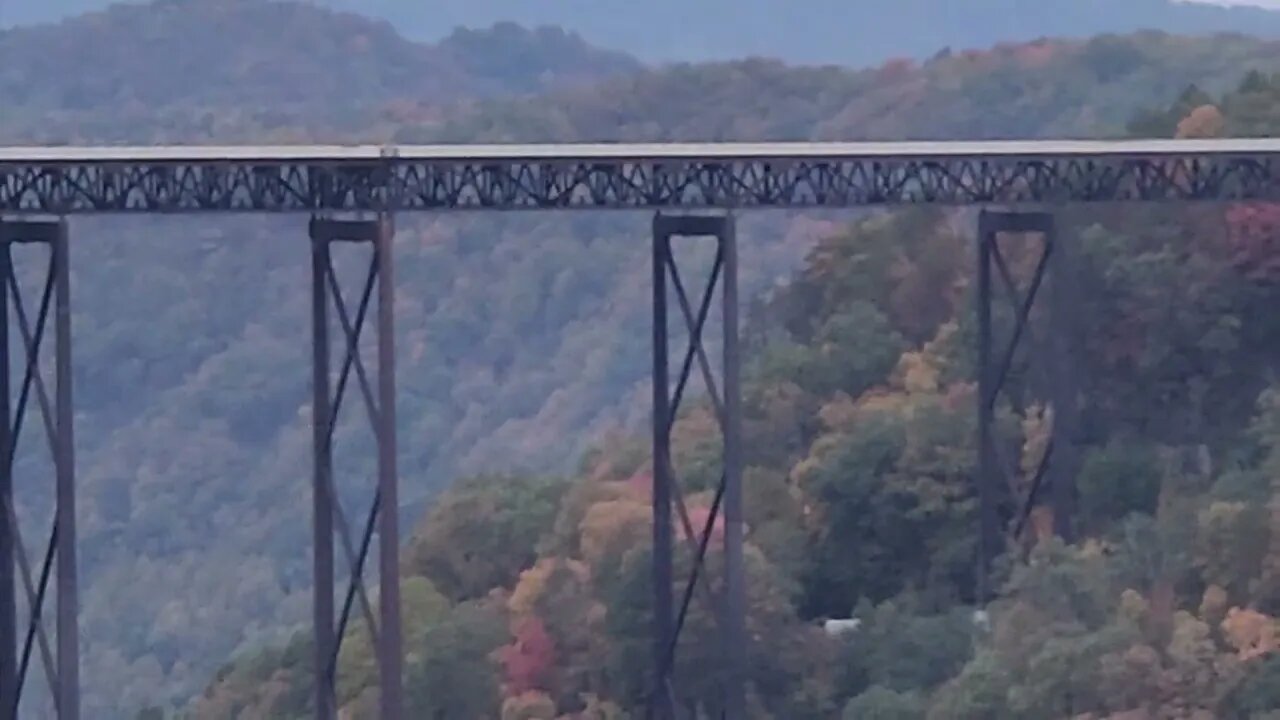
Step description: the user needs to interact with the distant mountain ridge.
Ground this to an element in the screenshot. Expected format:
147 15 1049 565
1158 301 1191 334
0 0 639 143
325 0 1280 66
9 0 1280 66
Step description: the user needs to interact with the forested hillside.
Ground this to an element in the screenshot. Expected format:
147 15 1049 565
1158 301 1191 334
0 0 638 143
325 0 1280 67
11 0 1280 717
13 0 1280 68
407 32 1280 142
195 71 1280 720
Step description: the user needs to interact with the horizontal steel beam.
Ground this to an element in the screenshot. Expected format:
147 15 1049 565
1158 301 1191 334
2 140 1280 213
7 139 1280 163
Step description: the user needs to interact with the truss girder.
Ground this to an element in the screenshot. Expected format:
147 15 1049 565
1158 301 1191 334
4 156 1279 213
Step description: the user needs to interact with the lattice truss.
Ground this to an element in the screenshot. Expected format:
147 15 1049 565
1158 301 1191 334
3 156 1279 213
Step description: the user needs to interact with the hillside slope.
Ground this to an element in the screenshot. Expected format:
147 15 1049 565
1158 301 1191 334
11 0 1280 67
407 32 1280 143
327 0 1280 66
0 0 638 143
9 3 1280 718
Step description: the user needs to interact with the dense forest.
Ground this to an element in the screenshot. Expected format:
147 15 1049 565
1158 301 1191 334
9 0 1280 717
0 0 639 143
305 0 1280 66
192 70 1280 720
14 0 1280 67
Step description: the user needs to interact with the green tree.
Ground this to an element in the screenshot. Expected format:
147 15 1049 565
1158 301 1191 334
1076 441 1162 532
405 474 569 602
843 686 927 720
407 599 509 720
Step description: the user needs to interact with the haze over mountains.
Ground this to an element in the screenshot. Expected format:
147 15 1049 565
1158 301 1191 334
0 0 639 143
11 0 1280 67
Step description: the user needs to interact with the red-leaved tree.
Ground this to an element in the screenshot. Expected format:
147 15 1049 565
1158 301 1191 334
497 616 556 697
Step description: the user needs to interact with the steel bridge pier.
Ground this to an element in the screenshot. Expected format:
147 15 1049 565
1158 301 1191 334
308 216 402 720
974 210 1082 606
0 218 78 720
650 213 746 720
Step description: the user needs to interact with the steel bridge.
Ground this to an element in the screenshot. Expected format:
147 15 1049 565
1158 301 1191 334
1 139 1277 720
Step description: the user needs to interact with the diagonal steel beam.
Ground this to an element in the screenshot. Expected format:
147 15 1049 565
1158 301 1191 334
0 492 57 702
660 242 729 614
1012 438 1055 542
331 492 380 677
985 239 1052 410
327 257 377 440
324 258 381 432
667 248 726 424
668 472 726 664
321 263 382 653
318 253 383 675
657 244 725 618
14 522 55 710
9 271 61 469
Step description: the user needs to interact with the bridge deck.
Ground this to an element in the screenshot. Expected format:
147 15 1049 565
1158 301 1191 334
2 140 1280 212
6 139 1280 161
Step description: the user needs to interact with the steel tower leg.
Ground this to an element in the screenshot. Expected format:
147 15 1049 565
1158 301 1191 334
53 222 78 720
720 216 745 720
308 216 401 720
0 225 13 720
374 215 403 720
975 212 997 607
0 219 78 719
650 213 744 719
1046 220 1081 543
975 210 1075 605
310 232 336 720
651 220 675 720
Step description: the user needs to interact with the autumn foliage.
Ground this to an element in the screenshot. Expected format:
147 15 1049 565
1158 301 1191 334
1226 203 1280 281
499 617 557 696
